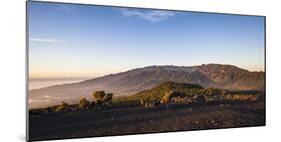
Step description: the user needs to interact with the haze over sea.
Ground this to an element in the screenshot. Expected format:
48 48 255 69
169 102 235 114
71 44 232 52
29 78 89 90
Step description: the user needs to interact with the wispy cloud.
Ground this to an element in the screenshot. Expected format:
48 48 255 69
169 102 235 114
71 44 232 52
57 4 73 12
29 38 67 43
121 9 175 22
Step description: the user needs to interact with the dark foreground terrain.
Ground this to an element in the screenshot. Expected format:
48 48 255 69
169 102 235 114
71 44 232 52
29 100 265 141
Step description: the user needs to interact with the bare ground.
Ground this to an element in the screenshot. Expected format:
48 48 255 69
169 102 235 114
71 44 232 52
29 101 265 141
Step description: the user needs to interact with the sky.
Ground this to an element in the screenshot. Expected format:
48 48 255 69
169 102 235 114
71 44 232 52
28 1 265 79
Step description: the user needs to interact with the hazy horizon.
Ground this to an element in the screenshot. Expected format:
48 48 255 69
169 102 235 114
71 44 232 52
29 63 264 80
29 63 264 90
28 2 265 79
29 77 86 90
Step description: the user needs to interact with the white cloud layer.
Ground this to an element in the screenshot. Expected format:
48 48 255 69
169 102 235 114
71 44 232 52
29 38 66 43
121 9 175 22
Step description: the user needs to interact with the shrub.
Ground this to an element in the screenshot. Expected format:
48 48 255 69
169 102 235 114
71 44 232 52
93 91 113 107
79 98 91 110
193 95 205 104
55 101 69 112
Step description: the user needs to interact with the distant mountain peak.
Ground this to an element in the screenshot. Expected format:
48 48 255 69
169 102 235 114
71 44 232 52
29 64 264 108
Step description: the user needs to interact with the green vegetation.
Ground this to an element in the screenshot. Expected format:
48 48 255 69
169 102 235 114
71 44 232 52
79 98 91 110
112 81 263 107
93 91 113 106
55 101 68 112
112 81 205 107
29 81 264 115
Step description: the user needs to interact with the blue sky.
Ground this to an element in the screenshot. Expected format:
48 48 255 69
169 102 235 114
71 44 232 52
28 1 265 79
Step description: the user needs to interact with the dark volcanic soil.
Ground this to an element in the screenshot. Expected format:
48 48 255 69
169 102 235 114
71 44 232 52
29 101 265 141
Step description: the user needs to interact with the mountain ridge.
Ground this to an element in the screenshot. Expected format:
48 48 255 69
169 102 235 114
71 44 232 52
29 64 264 108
